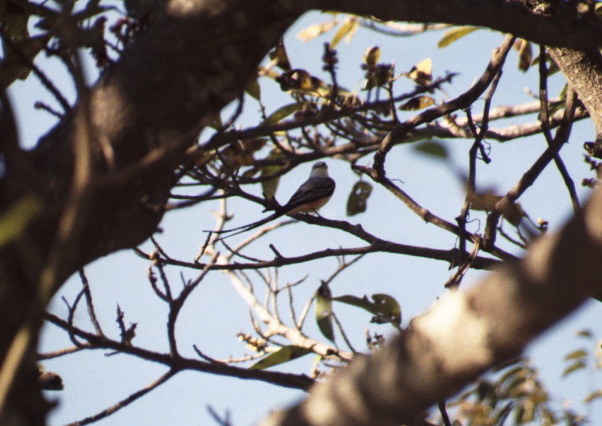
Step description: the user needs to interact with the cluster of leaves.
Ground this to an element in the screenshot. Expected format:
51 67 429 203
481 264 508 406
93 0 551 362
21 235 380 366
445 330 601 425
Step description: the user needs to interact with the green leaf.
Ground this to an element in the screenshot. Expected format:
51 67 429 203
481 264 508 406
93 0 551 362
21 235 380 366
260 151 285 199
503 376 527 397
346 181 372 216
576 329 593 339
562 361 586 377
262 103 304 125
0 195 41 247
371 294 402 327
563 349 588 361
413 141 448 159
334 295 375 311
316 283 335 342
334 293 402 328
437 26 479 48
496 365 525 387
249 345 312 370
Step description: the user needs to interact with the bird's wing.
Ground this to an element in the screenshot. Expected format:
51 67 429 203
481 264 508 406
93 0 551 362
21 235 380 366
280 176 335 213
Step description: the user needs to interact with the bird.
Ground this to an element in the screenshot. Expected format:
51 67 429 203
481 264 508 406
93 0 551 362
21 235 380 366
212 161 335 240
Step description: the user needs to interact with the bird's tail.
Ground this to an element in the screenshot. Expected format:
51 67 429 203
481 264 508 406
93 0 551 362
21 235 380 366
208 212 283 241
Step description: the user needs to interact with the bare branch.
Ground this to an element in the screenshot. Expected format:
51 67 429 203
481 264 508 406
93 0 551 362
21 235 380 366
261 184 602 426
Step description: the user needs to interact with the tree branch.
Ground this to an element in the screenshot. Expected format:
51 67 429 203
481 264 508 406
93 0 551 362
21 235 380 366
260 182 602 426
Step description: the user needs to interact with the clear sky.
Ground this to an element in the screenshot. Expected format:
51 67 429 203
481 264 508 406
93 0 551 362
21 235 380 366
11 8 600 425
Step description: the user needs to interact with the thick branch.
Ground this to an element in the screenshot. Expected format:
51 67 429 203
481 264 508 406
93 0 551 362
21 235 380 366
548 47 602 141
311 0 602 49
261 180 602 426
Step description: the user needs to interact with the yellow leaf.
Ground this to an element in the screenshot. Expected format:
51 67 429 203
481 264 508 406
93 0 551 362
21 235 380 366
438 26 479 48
399 96 435 111
249 346 312 370
406 58 432 86
331 16 359 48
296 20 338 42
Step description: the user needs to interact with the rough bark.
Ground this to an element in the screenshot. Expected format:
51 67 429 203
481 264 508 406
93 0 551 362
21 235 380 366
1 1 302 423
549 47 602 142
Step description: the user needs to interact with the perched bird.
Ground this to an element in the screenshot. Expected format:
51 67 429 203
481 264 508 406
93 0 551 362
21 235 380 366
213 161 335 239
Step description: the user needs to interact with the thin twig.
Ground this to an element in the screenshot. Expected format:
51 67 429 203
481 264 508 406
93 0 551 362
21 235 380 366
65 370 178 426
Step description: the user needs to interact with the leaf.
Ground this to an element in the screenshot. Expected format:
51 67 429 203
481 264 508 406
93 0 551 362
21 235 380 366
371 294 402 327
316 283 335 342
249 345 312 370
260 160 283 200
276 70 325 95
0 195 41 247
399 96 435 111
334 293 402 328
494 401 515 426
503 376 527 397
438 26 479 48
297 20 338 42
563 349 588 361
584 389 602 403
562 361 586 377
269 39 291 72
495 365 525 387
221 138 267 168
413 141 448 159
476 380 495 402
262 103 304 125
363 46 380 67
331 16 359 48
334 295 375 311
245 78 261 101
514 39 532 72
406 58 432 86
346 181 372 216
